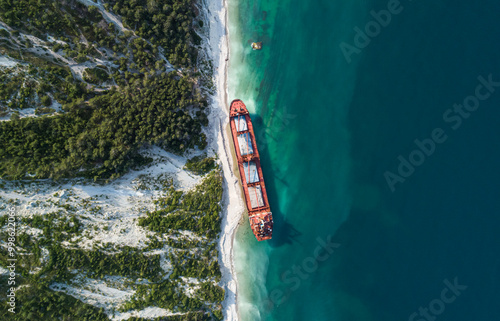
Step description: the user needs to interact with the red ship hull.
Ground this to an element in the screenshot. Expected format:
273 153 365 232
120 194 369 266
229 99 273 241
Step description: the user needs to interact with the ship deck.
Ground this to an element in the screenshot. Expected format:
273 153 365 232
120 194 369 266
229 99 273 241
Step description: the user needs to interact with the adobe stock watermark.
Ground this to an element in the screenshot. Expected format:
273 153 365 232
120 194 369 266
4 206 18 314
263 235 340 310
385 74 500 192
340 0 407 63
408 277 467 321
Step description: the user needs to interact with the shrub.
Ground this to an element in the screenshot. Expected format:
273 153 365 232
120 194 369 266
41 95 52 106
184 155 216 175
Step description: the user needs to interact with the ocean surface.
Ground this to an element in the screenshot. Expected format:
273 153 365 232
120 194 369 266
227 0 500 320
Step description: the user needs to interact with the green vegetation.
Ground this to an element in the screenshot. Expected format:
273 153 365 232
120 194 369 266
0 73 207 180
197 282 225 303
0 0 224 319
130 38 158 70
47 246 162 281
0 63 86 114
0 0 210 160
125 170 224 316
0 168 225 320
123 278 201 312
0 281 109 321
0 0 116 46
123 278 224 320
0 69 37 109
109 0 200 67
0 0 207 119
169 249 221 280
0 229 153 320
184 155 216 175
139 170 223 238
83 65 110 85
40 95 52 106
125 313 212 321
21 212 82 244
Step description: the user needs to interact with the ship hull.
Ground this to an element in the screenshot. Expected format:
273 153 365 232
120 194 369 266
229 99 273 241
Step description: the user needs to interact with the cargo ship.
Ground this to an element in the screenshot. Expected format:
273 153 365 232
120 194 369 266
229 99 273 241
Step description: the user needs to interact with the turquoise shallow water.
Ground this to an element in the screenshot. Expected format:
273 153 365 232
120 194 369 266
228 0 500 320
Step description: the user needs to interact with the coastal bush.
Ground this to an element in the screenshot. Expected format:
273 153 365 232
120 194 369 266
40 95 52 106
139 170 223 238
130 38 157 70
35 107 55 115
0 63 86 112
0 283 109 320
0 235 108 320
122 279 199 312
184 155 216 175
197 282 225 303
0 0 116 47
211 309 223 320
109 0 199 67
21 212 81 245
125 312 211 321
169 253 222 280
46 245 163 281
0 0 223 318
83 66 110 84
0 73 207 180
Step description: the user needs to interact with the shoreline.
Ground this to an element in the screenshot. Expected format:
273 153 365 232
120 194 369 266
205 0 244 320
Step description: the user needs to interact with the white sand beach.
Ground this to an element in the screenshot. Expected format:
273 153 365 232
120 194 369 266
204 0 245 320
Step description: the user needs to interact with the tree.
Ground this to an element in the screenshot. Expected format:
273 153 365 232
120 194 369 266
41 95 52 106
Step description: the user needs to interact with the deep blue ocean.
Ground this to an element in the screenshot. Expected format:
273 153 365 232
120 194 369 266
227 0 500 320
